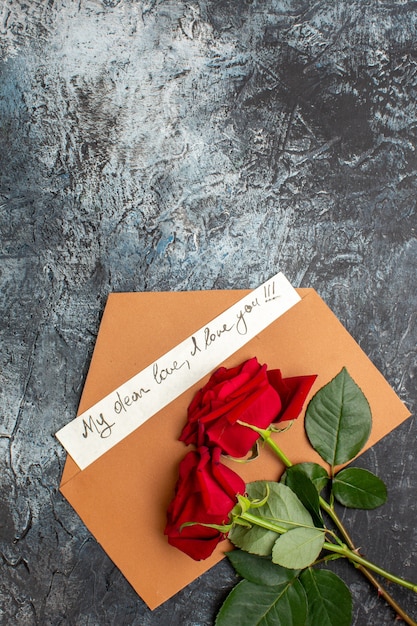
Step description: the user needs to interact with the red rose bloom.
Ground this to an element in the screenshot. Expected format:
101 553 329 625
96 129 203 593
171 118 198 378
179 357 317 458
165 446 245 560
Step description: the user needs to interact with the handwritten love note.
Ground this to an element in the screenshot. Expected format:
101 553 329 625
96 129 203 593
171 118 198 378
55 272 301 469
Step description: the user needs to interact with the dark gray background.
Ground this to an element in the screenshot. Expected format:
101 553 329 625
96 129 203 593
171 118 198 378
1 1 416 624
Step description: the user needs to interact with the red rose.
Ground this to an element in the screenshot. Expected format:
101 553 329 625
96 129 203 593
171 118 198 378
165 446 245 560
179 357 317 458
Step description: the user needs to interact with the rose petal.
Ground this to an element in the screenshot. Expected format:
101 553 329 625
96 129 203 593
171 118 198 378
268 371 317 422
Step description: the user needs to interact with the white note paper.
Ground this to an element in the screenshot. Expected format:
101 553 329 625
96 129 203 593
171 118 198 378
56 272 301 469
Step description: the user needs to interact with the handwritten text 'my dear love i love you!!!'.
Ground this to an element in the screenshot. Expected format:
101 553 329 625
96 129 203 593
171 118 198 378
80 295 267 442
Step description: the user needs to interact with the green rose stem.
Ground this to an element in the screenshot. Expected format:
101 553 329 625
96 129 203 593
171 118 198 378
318 498 417 626
238 422 417 626
237 510 417 593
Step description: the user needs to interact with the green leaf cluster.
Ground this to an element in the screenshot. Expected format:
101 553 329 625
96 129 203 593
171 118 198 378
304 368 386 511
215 368 394 626
216 551 352 626
229 481 325 569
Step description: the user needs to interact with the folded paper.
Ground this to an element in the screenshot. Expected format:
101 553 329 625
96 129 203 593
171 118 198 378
59 286 411 609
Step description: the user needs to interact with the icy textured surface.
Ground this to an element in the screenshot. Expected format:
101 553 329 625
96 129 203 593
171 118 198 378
1 1 416 624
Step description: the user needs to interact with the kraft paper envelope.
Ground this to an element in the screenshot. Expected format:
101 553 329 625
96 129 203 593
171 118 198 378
60 288 411 609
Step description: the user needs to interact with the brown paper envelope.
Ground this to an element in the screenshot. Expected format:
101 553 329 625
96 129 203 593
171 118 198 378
60 288 411 609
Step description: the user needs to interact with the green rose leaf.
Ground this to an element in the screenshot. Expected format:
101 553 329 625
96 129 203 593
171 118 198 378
272 527 325 569
215 578 307 626
282 462 329 493
300 568 352 626
305 368 372 467
229 481 314 556
226 550 300 586
332 467 387 509
282 465 324 528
